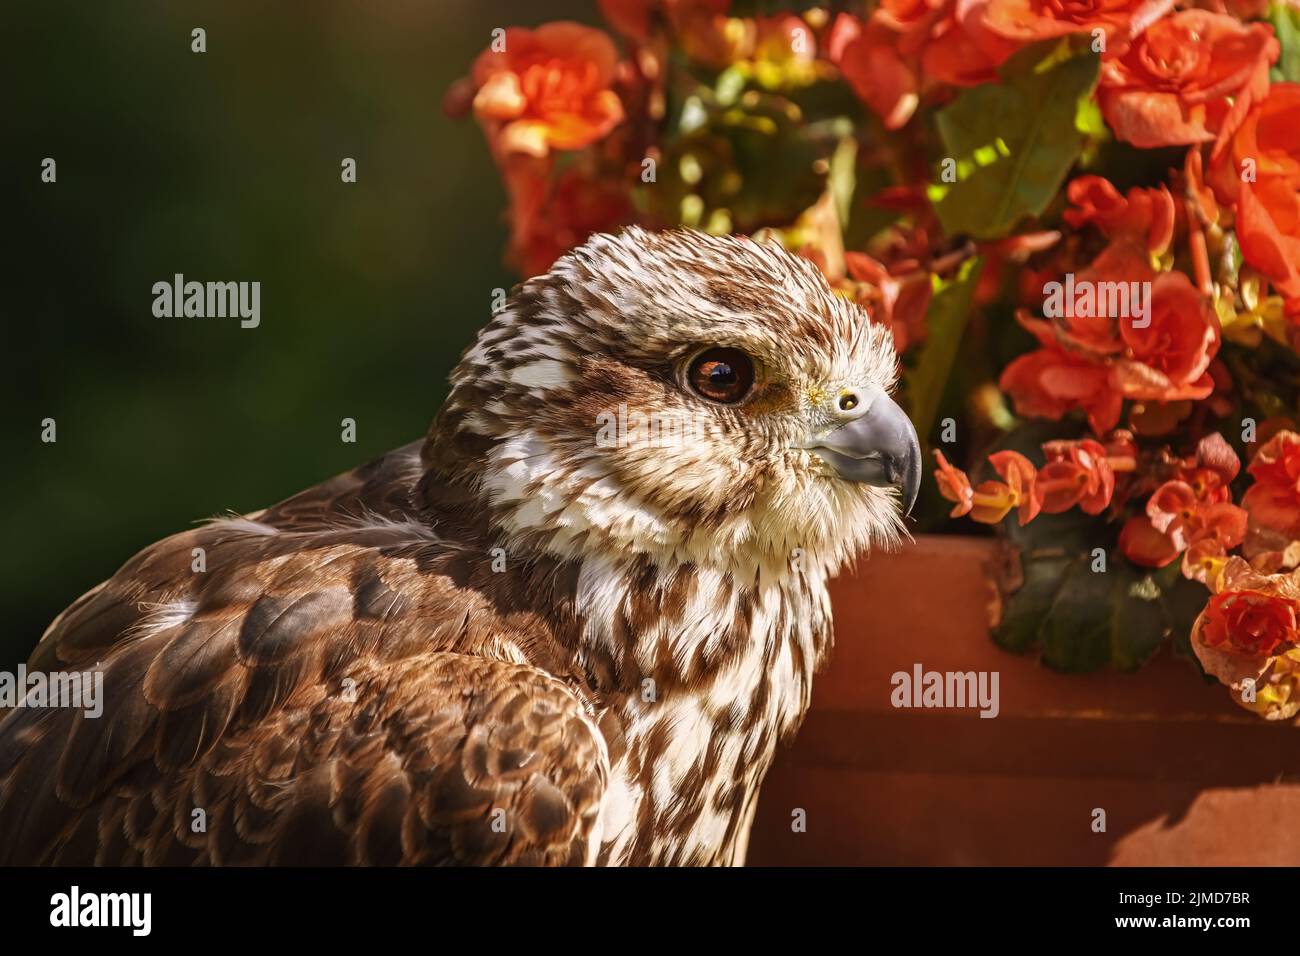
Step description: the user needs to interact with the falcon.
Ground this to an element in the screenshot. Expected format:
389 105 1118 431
0 227 920 866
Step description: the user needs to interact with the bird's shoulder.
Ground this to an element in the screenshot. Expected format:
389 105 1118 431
1 443 608 865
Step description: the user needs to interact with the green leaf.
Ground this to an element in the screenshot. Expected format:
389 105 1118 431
994 510 1104 667
1110 569 1170 671
1039 555 1113 672
929 39 1100 240
903 258 983 446
1074 95 1106 139
995 547 1076 654
1270 3 1300 83
990 497 1211 674
1161 573 1212 677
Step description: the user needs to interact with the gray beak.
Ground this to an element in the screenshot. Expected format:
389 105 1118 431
806 391 922 516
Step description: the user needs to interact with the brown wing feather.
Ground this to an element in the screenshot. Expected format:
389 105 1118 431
0 447 607 866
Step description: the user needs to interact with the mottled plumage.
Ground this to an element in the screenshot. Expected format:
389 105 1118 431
0 228 917 865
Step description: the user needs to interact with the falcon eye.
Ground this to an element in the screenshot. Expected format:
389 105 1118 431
686 347 755 405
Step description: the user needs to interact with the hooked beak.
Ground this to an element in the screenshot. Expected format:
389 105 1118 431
805 391 922 516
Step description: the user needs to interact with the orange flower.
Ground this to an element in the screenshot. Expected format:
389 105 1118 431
1189 0 1270 18
1036 438 1114 514
933 449 975 517
969 480 1020 523
836 0 1012 129
926 0 1020 86
1111 270 1220 402
1097 11 1278 149
599 0 729 42
989 450 1041 523
1063 175 1175 256
1183 534 1231 584
1210 83 1300 303
1191 558 1300 719
502 163 633 277
843 252 933 353
1169 432 1242 505
1145 479 1198 542
1200 590 1298 657
1121 472 1247 571
1104 430 1139 479
1006 239 1218 430
1243 430 1300 537
1031 238 1156 355
836 17 922 129
1237 177 1300 303
470 23 624 157
1190 502 1250 552
999 345 1123 434
1185 145 1221 228
1146 480 1247 550
1120 436 1245 572
968 0 1174 53
932 449 1035 524
1119 513 1181 567
1119 499 1247 570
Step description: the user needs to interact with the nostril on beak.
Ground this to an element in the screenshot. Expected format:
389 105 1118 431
804 391 922 515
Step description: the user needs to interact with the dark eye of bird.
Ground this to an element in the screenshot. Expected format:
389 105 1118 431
687 347 755 404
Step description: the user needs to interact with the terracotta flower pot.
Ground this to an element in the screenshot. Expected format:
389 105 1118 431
746 534 1300 866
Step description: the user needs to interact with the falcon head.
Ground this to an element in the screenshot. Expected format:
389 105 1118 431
430 227 920 580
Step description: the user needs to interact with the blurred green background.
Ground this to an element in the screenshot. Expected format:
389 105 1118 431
5 0 596 668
